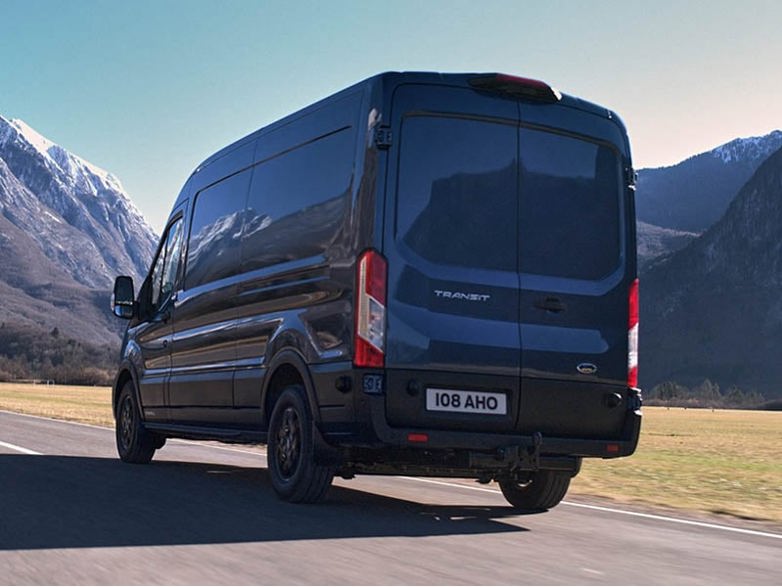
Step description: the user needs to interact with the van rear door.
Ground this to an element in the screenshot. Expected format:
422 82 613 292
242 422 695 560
383 81 634 438
383 84 522 433
516 105 632 438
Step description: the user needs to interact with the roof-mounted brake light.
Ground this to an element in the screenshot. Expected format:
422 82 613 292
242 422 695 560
469 73 562 103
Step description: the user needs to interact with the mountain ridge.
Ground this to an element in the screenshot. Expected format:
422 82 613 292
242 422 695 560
641 145 782 397
0 115 156 287
636 129 782 234
0 115 158 358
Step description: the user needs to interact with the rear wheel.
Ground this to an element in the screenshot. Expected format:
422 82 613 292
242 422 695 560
115 381 158 464
499 470 571 511
267 385 334 503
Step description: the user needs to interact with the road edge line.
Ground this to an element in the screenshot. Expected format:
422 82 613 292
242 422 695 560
0 440 42 455
403 476 782 540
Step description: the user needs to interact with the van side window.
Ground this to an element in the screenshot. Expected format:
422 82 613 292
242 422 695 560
149 216 184 311
519 129 621 280
186 169 252 289
242 128 354 272
160 219 184 301
396 116 517 271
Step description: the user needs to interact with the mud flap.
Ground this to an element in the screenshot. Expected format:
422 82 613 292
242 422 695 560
312 422 343 466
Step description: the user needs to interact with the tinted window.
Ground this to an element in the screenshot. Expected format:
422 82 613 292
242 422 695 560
147 216 183 313
186 169 251 289
519 129 621 279
396 116 517 271
242 128 354 271
160 218 184 302
149 243 165 309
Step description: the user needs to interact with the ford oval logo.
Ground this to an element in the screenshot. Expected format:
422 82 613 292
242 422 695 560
577 363 598 375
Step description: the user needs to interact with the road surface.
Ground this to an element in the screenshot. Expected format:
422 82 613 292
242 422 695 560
1 410 779 584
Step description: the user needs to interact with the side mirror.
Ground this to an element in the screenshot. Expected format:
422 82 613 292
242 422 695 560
112 275 136 319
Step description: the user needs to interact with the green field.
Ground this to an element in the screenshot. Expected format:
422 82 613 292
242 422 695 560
1 382 780 523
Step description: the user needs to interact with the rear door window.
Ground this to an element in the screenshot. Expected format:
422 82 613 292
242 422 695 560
519 128 622 280
395 116 517 272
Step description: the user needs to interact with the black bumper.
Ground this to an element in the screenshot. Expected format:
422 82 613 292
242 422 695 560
364 391 642 459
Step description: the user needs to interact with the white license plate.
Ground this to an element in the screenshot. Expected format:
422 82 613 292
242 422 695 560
426 388 507 415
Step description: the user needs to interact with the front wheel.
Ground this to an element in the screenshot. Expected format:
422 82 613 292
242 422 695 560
267 385 334 503
499 470 571 511
115 381 158 464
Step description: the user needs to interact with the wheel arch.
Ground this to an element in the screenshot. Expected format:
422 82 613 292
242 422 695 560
112 362 139 420
261 349 321 427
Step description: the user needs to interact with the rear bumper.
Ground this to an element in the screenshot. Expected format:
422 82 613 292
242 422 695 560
364 390 642 459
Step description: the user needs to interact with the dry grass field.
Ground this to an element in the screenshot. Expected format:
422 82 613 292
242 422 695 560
0 382 113 427
573 407 782 523
1 382 780 523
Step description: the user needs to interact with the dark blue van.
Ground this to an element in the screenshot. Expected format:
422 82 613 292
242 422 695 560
111 72 642 509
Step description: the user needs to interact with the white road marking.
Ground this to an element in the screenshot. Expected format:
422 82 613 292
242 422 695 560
2 410 781 540
402 476 501 494
0 409 267 457
169 438 267 457
0 409 110 431
561 501 782 540
0 440 42 455
404 476 782 540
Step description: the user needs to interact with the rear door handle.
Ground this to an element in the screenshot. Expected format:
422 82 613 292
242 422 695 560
534 296 567 313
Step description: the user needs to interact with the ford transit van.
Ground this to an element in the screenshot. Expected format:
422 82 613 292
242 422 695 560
112 72 642 509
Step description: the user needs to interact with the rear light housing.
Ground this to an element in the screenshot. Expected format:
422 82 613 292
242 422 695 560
469 73 562 103
354 249 387 368
628 278 639 389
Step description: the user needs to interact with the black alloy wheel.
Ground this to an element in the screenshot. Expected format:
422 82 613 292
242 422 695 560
267 385 335 503
275 405 302 479
115 381 157 464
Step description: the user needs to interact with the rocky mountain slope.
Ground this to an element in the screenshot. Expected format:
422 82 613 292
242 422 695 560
636 221 698 270
0 116 156 286
0 116 157 349
641 145 782 398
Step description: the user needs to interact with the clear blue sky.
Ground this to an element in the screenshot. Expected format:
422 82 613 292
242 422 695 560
2 0 781 233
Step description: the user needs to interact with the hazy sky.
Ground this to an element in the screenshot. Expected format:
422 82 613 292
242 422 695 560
2 0 781 232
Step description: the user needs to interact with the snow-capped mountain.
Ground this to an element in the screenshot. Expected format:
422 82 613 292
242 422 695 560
641 144 782 397
0 115 159 350
636 129 782 233
714 130 782 164
0 115 157 288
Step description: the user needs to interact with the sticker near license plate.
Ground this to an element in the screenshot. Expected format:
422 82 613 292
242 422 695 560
426 388 507 415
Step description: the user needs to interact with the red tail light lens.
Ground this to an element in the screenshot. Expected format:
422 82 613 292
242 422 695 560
354 250 387 368
469 73 562 102
628 278 639 388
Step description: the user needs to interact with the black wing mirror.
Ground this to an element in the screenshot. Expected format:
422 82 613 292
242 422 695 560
112 275 136 319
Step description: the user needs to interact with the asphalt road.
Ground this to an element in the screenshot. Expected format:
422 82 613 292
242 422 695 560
1 410 780 585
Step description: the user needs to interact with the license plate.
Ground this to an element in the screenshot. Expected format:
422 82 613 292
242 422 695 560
426 388 507 415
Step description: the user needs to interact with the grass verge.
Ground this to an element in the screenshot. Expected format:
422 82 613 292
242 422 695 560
572 406 781 523
1 382 780 523
0 382 113 427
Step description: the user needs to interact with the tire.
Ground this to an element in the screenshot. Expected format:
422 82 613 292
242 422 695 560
267 385 334 503
499 470 571 511
115 381 157 464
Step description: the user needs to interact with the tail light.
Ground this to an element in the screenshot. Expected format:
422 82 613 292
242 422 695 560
628 278 639 388
354 249 387 368
468 73 562 102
